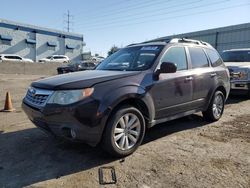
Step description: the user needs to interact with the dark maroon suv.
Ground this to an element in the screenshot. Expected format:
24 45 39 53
22 38 230 157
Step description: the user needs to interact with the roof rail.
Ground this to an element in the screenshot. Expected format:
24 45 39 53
127 38 212 47
170 38 212 47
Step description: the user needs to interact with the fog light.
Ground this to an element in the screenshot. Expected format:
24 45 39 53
70 129 77 139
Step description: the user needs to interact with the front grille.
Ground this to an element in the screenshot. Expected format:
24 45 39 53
26 91 48 105
24 87 53 107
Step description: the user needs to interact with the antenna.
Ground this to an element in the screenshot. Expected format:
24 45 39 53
64 10 74 32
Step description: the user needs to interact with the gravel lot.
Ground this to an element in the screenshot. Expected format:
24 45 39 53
0 74 249 188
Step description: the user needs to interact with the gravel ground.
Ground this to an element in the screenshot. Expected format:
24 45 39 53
0 74 249 188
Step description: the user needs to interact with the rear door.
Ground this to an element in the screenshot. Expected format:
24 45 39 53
187 47 216 109
150 46 193 119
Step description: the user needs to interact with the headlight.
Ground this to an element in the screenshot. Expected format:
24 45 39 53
47 88 94 105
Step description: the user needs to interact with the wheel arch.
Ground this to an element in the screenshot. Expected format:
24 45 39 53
108 97 151 125
205 84 227 111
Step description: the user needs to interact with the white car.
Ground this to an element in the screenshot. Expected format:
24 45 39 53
91 56 105 62
0 54 33 63
39 55 70 63
222 48 250 95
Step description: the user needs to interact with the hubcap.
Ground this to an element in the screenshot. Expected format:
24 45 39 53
212 94 224 118
113 113 141 150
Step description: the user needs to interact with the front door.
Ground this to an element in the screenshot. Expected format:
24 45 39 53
150 46 193 119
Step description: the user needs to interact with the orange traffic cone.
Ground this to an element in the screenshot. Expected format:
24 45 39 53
1 92 15 112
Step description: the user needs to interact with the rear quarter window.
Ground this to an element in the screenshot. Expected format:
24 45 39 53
205 49 223 67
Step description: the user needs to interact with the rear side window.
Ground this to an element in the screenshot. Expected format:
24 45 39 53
53 56 66 59
5 56 22 60
189 47 209 69
206 49 223 67
160 47 187 71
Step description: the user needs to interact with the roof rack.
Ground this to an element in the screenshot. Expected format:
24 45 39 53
169 38 211 47
127 38 212 47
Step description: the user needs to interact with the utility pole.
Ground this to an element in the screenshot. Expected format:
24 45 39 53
64 10 73 32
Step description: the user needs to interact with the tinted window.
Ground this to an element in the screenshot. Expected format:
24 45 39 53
189 47 209 68
97 45 164 71
160 47 187 71
53 56 65 59
221 50 250 62
206 49 223 67
5 56 22 60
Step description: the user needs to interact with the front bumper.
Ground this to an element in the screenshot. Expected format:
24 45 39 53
22 98 106 146
230 81 250 95
230 81 250 90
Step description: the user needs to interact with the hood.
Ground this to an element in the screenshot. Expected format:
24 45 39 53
32 70 141 90
24 58 33 62
224 62 250 68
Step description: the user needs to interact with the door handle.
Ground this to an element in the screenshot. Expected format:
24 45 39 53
185 76 193 81
210 73 217 77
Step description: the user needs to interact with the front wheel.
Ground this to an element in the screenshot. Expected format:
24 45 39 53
203 90 225 122
102 106 146 157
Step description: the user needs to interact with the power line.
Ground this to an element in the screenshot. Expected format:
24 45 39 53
78 3 250 32
76 0 202 27
77 0 173 21
76 0 228 29
75 0 154 17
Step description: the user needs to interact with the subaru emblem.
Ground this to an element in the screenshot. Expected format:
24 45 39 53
29 87 36 97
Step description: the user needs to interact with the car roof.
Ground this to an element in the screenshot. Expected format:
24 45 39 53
0 54 21 56
127 38 214 49
52 55 67 57
127 42 166 47
223 48 250 52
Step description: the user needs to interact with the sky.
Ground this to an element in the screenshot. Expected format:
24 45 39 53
1 0 250 56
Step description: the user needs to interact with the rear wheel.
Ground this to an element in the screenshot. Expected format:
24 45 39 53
102 106 145 157
203 90 225 122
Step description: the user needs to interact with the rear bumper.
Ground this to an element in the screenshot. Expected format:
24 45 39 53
22 99 106 146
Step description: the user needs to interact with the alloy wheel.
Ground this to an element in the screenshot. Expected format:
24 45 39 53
113 113 141 150
212 94 224 118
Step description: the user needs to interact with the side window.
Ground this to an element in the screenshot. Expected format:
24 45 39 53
189 47 209 69
15 56 22 60
206 49 223 67
160 47 188 71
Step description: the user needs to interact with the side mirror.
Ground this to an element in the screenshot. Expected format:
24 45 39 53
154 62 177 80
159 62 177 73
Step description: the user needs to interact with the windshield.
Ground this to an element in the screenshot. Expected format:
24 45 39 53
222 50 250 62
46 56 52 59
96 45 164 71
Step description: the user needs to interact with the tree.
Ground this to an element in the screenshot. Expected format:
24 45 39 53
107 45 119 56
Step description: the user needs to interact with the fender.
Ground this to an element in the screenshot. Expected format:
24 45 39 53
205 81 229 110
98 85 155 129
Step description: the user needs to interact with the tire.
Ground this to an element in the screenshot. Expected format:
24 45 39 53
202 90 225 122
102 105 146 157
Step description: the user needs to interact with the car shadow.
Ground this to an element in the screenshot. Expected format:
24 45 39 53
0 114 209 187
226 95 249 105
143 114 207 144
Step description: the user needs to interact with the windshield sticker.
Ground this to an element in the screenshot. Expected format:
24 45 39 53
141 46 159 51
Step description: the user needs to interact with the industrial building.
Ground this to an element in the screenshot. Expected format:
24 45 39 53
151 22 250 54
0 18 84 62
